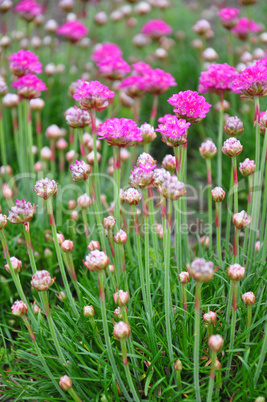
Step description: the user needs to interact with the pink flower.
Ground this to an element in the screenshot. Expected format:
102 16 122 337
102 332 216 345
8 199 35 224
92 43 122 64
198 63 237 94
119 75 147 98
168 90 211 123
65 106 90 128
97 56 131 81
143 68 177 95
97 118 142 147
231 18 261 40
141 19 172 39
218 7 240 21
232 62 267 97
9 50 42 77
57 21 88 42
130 163 155 188
156 115 190 147
14 0 42 21
73 80 115 111
11 74 47 99
132 61 153 75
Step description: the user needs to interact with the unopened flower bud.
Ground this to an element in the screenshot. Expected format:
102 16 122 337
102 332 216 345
178 271 190 284
68 199 76 210
0 214 8 229
208 334 224 352
66 149 76 163
77 193 92 209
227 263 246 281
114 229 127 244
70 210 79 221
224 116 244 137
31 270 55 291
61 240 74 252
11 300 27 316
199 139 217 159
5 256 22 273
88 240 100 251
60 375 72 391
70 160 91 182
162 154 176 173
103 216 116 230
83 305 95 317
201 47 218 62
83 250 109 272
211 187 226 202
41 146 52 161
57 233 65 245
44 248 52 258
200 236 209 248
8 199 35 224
255 240 261 253
187 258 214 282
113 321 131 339
113 290 129 306
222 138 243 157
233 210 252 229
215 359 222 370
139 123 156 144
239 158 256 176
203 311 217 324
114 307 123 319
174 359 182 371
242 291 256 305
34 178 58 199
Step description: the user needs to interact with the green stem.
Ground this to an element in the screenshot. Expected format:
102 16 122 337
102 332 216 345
194 281 202 402
225 173 233 248
232 156 238 214
147 186 159 262
233 229 240 264
0 104 8 183
46 198 78 317
206 159 212 251
254 320 267 386
207 350 216 402
24 100 34 177
97 271 133 402
42 290 67 365
23 225 37 274
68 387 82 402
120 339 140 401
226 281 238 376
149 94 159 127
245 304 252 352
215 203 222 265
217 104 224 187
243 175 253 258
143 189 153 320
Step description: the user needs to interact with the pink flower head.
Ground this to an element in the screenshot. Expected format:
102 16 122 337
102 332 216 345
65 106 91 128
56 21 88 42
97 118 142 147
8 199 35 224
231 18 261 40
142 68 177 95
9 50 42 77
70 160 91 182
12 74 47 99
119 75 147 98
14 0 42 21
97 56 131 81
130 163 155 188
218 8 240 29
73 80 114 111
232 62 267 98
168 90 212 123
198 64 237 94
68 78 85 96
141 19 172 39
92 43 122 64
156 115 190 147
132 61 153 75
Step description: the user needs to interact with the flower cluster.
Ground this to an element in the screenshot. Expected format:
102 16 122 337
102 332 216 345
187 258 214 282
34 178 58 199
156 115 190 147
119 75 147 98
56 21 89 42
141 19 172 39
91 43 122 64
130 163 155 188
232 62 267 98
83 250 109 272
239 158 256 176
218 7 240 29
8 199 35 224
65 106 91 128
158 175 186 200
222 138 243 157
14 0 42 21
168 90 212 123
97 56 131 81
198 63 237 94
12 74 47 99
31 270 55 291
9 50 42 77
231 18 261 40
73 81 115 111
97 118 142 147
70 160 91 182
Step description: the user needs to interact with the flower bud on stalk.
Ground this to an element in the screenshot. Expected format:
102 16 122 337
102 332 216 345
224 116 244 137
174 359 183 390
242 292 256 346
60 375 82 401
11 300 36 341
207 335 224 401
178 272 190 311
204 311 217 337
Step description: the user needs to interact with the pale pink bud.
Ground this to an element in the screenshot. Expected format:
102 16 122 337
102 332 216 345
114 229 127 244
155 223 163 240
33 303 41 314
34 178 58 199
224 116 244 137
70 160 91 182
44 19 58 33
214 100 230 112
103 216 116 230
77 193 92 209
66 149 76 163
31 270 55 291
255 240 261 253
187 258 214 282
57 233 65 245
60 375 72 391
113 321 131 339
83 250 109 272
56 138 68 150
11 300 27 316
109 264 115 274
120 148 130 162
57 291 66 301
5 256 22 274
70 210 79 221
211 187 226 203
233 210 252 230
208 334 224 352
227 264 246 281
34 161 43 172
242 291 256 305
68 199 76 210
113 290 129 306
44 248 52 258
239 158 256 176
124 187 142 205
114 307 123 319
201 47 218 61
162 154 176 173
215 359 221 370
2 93 19 108
83 305 95 317
86 150 101 165
61 240 74 252
199 139 217 159
139 123 156 144
203 311 217 324
178 271 190 284
41 146 52 161
222 137 243 157
200 236 209 248
87 240 100 251
2 184 13 199
45 124 62 140
94 11 108 25
193 19 211 35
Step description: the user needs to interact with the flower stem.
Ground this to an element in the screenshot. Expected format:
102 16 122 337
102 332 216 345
217 102 224 187
206 159 212 251
215 203 222 265
254 320 267 386
46 198 78 317
233 229 240 264
207 350 217 402
232 156 238 214
0 104 8 183
23 225 37 274
243 175 253 258
97 271 132 402
120 339 140 401
143 188 153 320
226 281 238 376
225 173 233 248
68 387 83 402
149 95 159 127
194 281 202 402
147 186 159 262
